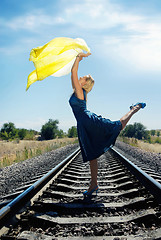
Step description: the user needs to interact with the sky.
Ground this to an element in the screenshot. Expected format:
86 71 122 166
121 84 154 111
0 0 161 133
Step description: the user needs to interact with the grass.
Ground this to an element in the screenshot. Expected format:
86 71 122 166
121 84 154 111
2 135 160 168
118 136 161 153
0 138 78 168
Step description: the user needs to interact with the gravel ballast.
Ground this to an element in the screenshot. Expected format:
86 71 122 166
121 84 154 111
114 140 161 175
0 140 161 199
0 144 78 198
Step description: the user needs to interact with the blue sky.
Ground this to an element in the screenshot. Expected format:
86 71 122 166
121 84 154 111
0 0 161 132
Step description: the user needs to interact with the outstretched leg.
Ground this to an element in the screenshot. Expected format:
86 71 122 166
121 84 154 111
85 104 142 194
120 104 141 130
87 159 98 192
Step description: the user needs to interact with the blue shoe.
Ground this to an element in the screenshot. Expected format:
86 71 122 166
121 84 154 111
130 102 146 110
83 185 99 197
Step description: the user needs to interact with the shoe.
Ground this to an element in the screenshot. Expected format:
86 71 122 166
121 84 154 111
130 102 146 110
83 185 99 197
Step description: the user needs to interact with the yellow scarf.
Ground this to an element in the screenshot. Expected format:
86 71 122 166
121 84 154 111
27 37 90 90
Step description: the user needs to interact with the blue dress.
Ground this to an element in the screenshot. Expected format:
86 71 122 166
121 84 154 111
69 89 122 162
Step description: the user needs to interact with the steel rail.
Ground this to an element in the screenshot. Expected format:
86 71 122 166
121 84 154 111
0 147 80 229
112 147 161 204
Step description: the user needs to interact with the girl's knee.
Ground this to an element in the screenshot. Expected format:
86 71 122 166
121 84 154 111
120 119 125 130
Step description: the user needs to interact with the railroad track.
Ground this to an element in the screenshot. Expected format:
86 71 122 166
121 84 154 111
0 147 161 239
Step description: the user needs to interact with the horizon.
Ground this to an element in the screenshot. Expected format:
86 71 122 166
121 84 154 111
0 120 160 134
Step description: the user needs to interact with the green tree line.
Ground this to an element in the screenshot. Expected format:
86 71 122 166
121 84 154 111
0 120 78 141
120 122 161 143
1 120 160 143
0 122 39 141
40 119 78 140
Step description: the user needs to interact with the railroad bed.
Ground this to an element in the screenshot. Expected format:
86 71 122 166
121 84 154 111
0 148 161 239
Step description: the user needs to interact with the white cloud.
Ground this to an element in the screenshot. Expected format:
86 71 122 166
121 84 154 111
2 11 65 31
101 20 161 71
1 0 142 32
1 0 161 71
63 0 161 71
64 0 142 29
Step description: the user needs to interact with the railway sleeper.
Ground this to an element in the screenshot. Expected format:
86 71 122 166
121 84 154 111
49 181 134 192
42 188 147 200
6 209 159 239
33 195 159 211
30 209 158 225
14 228 161 240
57 176 134 185
60 172 132 181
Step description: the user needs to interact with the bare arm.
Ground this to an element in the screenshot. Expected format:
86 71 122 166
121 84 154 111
71 52 91 100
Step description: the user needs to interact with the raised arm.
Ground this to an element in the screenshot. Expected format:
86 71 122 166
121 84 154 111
71 52 91 100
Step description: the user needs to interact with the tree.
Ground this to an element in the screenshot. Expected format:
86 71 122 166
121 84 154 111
151 130 156 136
68 126 78 138
0 122 18 140
18 128 27 140
144 130 151 143
122 122 147 140
41 119 59 140
24 129 35 140
122 124 135 138
157 131 160 137
0 123 39 141
133 122 147 140
0 131 9 140
56 129 65 138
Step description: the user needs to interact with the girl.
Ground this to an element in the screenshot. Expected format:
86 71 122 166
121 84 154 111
69 52 146 197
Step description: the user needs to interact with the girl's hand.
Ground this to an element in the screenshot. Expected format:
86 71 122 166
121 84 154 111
77 52 91 61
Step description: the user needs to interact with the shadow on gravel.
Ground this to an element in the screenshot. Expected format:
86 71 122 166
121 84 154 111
63 197 105 208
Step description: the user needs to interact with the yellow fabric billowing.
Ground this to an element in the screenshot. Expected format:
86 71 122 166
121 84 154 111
26 37 90 90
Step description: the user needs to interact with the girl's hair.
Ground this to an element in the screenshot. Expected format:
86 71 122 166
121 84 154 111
82 75 95 93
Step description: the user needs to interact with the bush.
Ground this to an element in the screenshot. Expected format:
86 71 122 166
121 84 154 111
122 124 135 138
145 134 152 143
41 119 59 140
17 128 38 140
155 138 161 144
68 126 78 138
122 122 147 140
18 128 27 140
56 129 66 138
24 130 35 140
0 122 18 140
151 130 156 136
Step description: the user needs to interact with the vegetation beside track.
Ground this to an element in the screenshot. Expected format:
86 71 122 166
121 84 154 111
0 138 78 168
